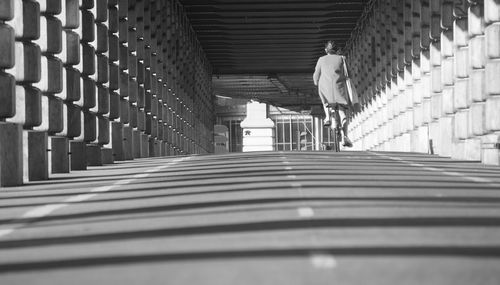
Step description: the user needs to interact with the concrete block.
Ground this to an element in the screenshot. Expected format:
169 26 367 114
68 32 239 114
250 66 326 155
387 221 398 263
39 0 61 15
120 98 129 124
441 30 454 57
61 30 80 65
109 91 120 119
486 23 500 59
468 4 485 36
0 122 23 187
97 85 109 115
119 20 128 44
81 43 96 76
108 34 119 62
37 15 62 54
0 72 15 119
123 125 133 160
61 67 80 102
129 53 137 79
97 116 109 144
34 95 63 133
149 138 160 157
454 48 469 78
84 111 96 143
454 79 470 110
61 0 79 29
481 133 500 165
454 109 470 140
101 148 114 164
129 79 138 103
112 121 124 161
0 0 14 21
35 55 62 93
129 104 137 127
439 116 454 157
485 0 500 24
471 102 486 136
441 2 454 29
95 0 108 23
485 96 500 131
96 23 108 54
51 136 69 173
109 62 119 90
10 0 40 40
441 57 455 86
0 23 15 69
66 103 81 138
442 87 455 115
70 141 86 170
469 69 486 103
430 66 442 92
485 59 500 95
464 138 482 161
137 108 146 131
454 18 469 47
7 85 42 128
97 54 108 84
119 44 128 71
422 98 432 124
108 6 118 33
81 9 95 43
86 144 102 166
9 42 41 83
83 77 96 108
413 104 423 128
470 36 486 69
132 129 141 158
141 133 149 157
28 131 48 181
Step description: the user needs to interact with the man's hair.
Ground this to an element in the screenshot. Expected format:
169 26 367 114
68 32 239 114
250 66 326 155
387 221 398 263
325 40 336 54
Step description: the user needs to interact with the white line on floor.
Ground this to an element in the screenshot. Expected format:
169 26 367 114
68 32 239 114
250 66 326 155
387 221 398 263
64 193 98 203
297 207 315 218
371 152 496 185
91 185 115 193
0 229 15 238
114 179 134 185
133 173 150 179
310 253 337 269
0 157 191 239
22 204 68 219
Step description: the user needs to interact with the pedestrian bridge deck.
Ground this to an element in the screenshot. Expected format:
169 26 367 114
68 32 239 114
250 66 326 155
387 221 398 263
1 151 500 284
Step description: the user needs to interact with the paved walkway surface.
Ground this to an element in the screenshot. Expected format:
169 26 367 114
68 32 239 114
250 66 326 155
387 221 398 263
1 151 500 284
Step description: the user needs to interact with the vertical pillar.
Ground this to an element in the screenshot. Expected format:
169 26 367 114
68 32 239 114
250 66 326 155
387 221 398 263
7 0 45 183
451 1 476 160
483 0 500 164
429 0 444 155
438 0 456 157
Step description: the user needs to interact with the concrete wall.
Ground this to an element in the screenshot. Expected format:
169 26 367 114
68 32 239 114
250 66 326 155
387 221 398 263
0 0 215 187
347 0 500 165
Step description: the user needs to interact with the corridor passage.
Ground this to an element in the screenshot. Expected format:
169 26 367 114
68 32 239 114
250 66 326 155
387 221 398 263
0 151 500 284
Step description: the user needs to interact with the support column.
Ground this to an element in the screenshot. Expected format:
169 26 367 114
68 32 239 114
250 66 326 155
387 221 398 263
439 0 456 157
429 0 444 155
483 0 500 164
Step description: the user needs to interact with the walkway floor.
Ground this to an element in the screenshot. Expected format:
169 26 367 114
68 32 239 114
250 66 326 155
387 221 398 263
1 151 500 284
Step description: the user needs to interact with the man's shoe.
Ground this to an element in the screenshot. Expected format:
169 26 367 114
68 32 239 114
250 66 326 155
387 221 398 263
343 136 353 147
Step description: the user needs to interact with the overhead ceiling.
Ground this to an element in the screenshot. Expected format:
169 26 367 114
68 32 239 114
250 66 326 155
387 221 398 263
179 0 368 110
